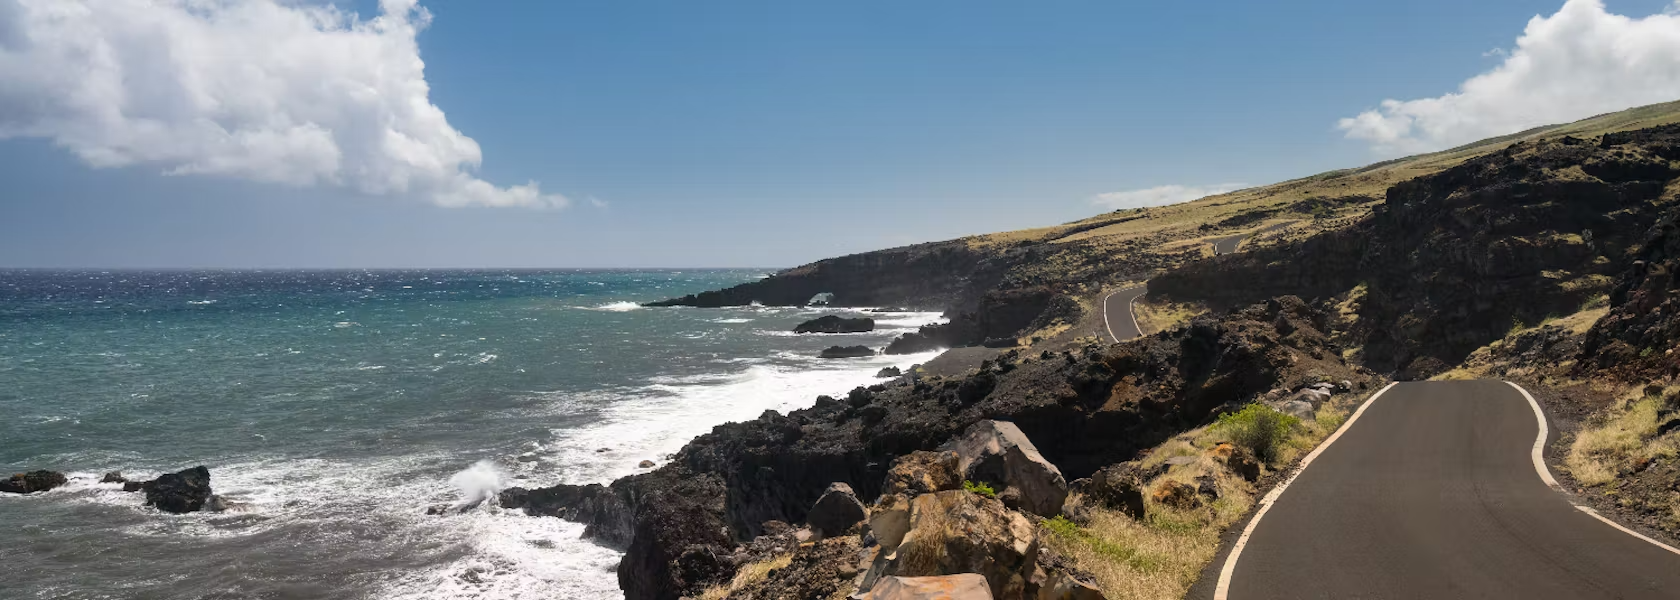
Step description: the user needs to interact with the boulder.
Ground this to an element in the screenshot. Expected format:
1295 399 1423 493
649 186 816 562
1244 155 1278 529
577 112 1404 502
877 366 904 378
882 450 963 498
1150 480 1200 510
101 471 127 484
946 420 1067 517
1277 399 1315 419
1209 443 1261 482
1065 461 1159 520
863 490 1038 599
638 460 656 468
123 481 145 493
820 345 876 359
795 315 876 334
807 482 867 538
0 470 68 494
865 574 995 600
143 466 214 514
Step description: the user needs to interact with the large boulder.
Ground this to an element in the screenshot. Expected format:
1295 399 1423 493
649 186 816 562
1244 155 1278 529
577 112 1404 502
947 421 1067 517
795 315 876 334
0 470 67 494
820 345 876 359
882 450 963 498
143 466 214 514
865 574 995 600
1064 461 1159 521
863 490 1039 600
807 482 866 538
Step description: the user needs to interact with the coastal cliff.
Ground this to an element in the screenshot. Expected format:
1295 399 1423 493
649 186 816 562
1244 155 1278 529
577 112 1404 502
517 106 1680 599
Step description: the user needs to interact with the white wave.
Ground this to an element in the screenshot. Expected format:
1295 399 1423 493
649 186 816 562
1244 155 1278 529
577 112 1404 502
708 318 753 324
579 301 641 312
187 299 218 305
534 348 942 487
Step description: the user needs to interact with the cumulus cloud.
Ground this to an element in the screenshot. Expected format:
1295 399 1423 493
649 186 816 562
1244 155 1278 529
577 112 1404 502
0 0 564 208
1339 0 1680 156
1091 183 1246 210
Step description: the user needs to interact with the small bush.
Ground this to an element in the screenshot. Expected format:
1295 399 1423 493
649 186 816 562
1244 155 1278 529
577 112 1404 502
963 480 996 498
1216 403 1300 463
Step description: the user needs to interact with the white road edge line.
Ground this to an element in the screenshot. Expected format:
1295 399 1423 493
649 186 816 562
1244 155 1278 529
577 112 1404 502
1101 289 1120 343
1505 381 1680 558
1213 381 1401 600
1126 286 1144 339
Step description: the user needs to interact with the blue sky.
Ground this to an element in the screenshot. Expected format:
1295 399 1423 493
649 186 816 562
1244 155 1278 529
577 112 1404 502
3 0 1677 268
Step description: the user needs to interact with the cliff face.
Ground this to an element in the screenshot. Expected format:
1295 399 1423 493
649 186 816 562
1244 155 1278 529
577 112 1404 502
1154 130 1679 378
503 297 1370 599
646 240 1005 311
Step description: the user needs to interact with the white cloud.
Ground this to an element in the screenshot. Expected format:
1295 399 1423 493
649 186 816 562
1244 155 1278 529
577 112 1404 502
0 0 564 208
1091 183 1246 210
1339 0 1680 156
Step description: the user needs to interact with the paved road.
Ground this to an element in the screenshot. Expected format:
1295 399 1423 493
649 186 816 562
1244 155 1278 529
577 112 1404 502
1209 221 1294 255
1102 285 1148 343
1217 380 1680 599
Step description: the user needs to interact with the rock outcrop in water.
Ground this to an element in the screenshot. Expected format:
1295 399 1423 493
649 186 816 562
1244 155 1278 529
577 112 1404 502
819 345 875 359
0 470 67 494
795 315 875 333
143 466 215 514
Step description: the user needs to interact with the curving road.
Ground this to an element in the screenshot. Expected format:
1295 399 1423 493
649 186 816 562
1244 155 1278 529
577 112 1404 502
1207 380 1680 599
1102 285 1148 343
1209 221 1294 256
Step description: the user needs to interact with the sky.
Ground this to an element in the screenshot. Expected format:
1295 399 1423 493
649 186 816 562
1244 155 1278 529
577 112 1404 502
3 0 1680 268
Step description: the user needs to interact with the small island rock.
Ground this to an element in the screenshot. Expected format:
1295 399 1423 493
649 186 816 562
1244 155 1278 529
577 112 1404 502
819 345 875 359
0 470 68 494
795 315 875 334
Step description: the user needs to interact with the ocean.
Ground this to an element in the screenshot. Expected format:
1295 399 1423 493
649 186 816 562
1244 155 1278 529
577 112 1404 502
0 269 943 599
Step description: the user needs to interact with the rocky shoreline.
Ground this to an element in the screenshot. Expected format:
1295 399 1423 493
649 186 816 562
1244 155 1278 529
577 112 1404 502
498 294 1371 599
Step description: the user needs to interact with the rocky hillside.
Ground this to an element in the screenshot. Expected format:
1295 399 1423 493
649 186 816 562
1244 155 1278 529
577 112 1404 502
1154 128 1679 379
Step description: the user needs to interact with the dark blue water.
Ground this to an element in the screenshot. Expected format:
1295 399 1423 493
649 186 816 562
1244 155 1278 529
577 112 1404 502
0 270 943 599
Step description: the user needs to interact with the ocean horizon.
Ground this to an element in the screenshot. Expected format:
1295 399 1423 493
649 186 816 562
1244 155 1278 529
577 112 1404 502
0 268 943 599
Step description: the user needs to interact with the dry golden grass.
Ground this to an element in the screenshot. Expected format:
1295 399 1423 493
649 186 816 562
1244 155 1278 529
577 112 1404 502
1567 388 1680 487
697 552 793 600
1130 296 1208 336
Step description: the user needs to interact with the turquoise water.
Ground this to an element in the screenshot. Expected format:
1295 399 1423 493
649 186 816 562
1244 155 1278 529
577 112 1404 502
0 270 942 599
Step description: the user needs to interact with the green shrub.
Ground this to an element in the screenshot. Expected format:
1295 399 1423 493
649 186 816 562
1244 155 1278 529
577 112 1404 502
1045 515 1080 538
963 480 996 498
1216 403 1300 463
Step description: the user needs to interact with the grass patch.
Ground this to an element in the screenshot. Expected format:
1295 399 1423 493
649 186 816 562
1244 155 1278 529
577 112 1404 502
963 479 996 498
1131 296 1209 336
697 552 793 600
1566 388 1680 486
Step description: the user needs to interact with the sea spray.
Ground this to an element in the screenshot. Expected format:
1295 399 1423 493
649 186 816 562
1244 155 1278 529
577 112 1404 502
448 460 505 512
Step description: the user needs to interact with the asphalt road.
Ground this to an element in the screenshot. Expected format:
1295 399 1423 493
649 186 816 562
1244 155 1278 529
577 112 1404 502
1217 380 1680 599
1209 221 1294 255
1102 285 1148 343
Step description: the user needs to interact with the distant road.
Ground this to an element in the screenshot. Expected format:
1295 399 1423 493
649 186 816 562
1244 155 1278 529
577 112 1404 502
1209 221 1294 256
1211 380 1680 599
1102 286 1147 343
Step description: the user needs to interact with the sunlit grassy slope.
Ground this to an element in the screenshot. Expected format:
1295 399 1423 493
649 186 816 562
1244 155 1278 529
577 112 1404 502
960 99 1680 257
